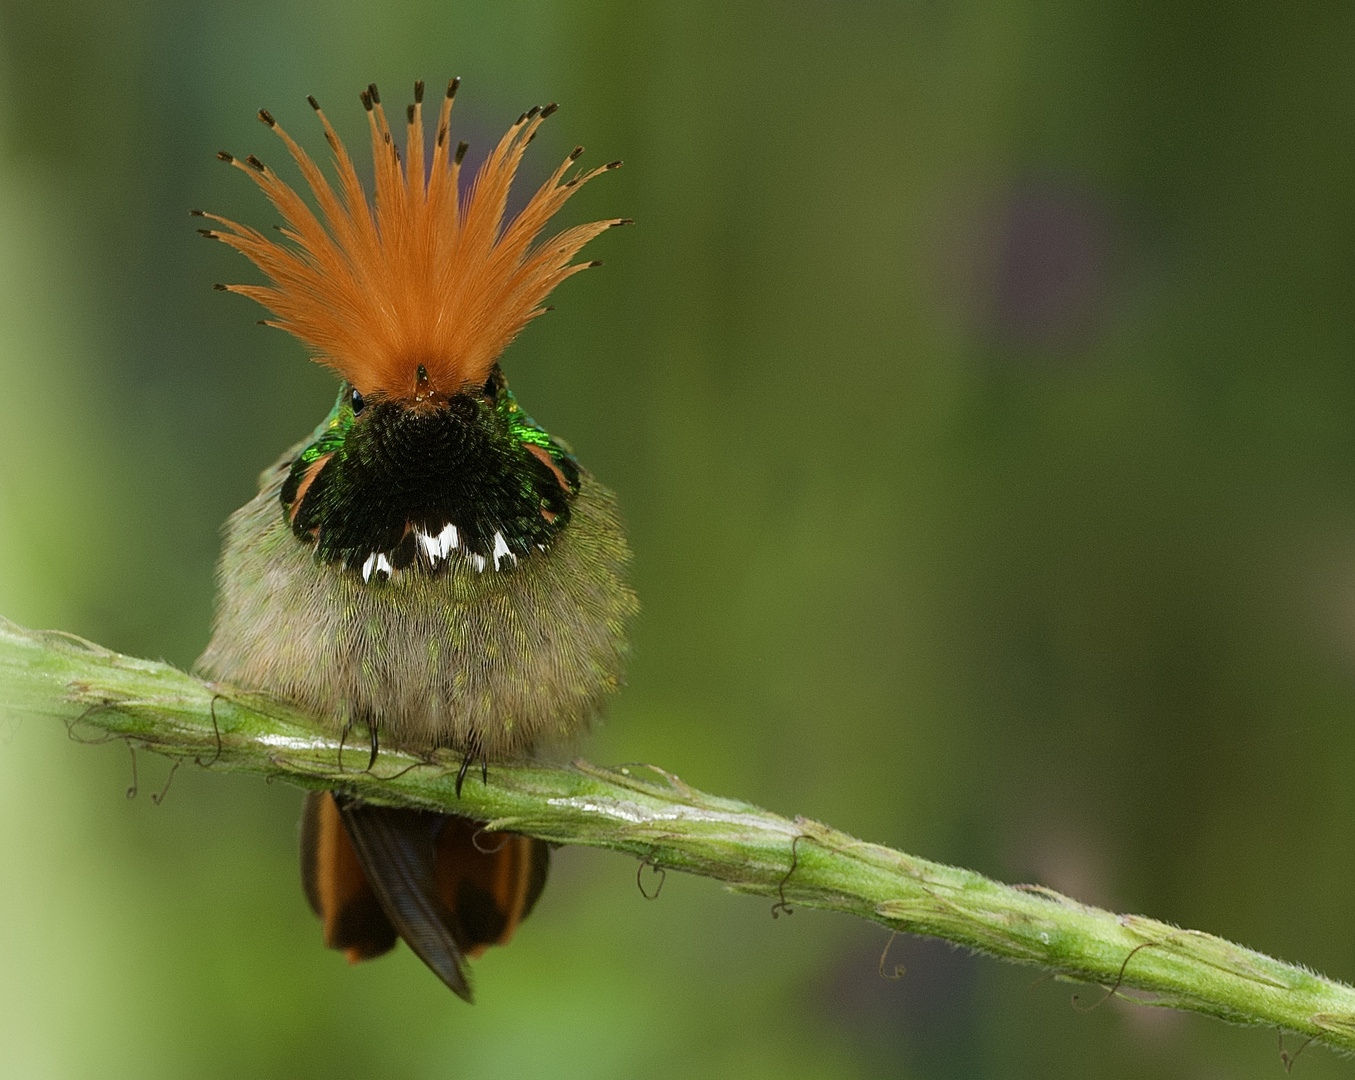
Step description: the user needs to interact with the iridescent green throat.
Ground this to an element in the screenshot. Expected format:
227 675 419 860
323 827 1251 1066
280 367 580 581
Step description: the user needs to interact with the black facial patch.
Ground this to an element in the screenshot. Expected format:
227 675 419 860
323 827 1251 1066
283 391 575 575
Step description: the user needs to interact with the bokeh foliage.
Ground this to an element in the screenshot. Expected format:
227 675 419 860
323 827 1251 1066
2 1 1355 1077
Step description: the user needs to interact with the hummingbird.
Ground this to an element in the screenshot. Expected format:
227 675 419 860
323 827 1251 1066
194 79 637 1000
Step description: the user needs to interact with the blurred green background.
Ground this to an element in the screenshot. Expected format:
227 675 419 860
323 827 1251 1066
2 1 1354 1077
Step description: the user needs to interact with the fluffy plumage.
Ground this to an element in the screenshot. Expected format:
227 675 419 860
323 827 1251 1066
198 443 636 756
197 80 627 400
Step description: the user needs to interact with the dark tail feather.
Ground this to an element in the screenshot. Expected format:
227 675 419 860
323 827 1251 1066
333 794 474 999
300 792 550 1000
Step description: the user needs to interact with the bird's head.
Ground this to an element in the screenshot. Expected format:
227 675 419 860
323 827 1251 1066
200 80 626 581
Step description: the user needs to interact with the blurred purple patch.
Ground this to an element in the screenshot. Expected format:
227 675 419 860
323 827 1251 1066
961 174 1120 355
817 931 980 1074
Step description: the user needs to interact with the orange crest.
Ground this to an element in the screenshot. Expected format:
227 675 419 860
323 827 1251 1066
199 80 628 400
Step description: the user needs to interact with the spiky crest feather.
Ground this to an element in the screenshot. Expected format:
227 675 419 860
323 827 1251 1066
199 80 627 399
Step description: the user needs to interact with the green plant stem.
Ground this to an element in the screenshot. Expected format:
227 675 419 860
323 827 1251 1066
2 616 1353 1052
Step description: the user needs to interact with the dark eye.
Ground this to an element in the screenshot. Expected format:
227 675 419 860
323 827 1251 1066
350 388 365 414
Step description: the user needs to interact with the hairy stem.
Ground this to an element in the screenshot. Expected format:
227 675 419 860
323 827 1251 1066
2 616 1353 1052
